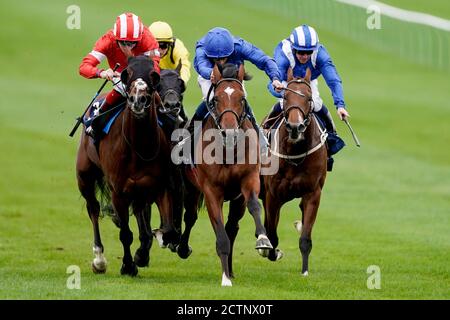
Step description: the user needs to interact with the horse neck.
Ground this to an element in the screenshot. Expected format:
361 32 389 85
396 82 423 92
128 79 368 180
122 103 160 157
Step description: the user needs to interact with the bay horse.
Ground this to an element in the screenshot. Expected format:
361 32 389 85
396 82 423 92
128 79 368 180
178 63 272 286
261 68 328 276
76 56 178 276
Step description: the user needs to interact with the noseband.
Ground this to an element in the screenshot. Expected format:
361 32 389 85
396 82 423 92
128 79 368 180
206 78 247 131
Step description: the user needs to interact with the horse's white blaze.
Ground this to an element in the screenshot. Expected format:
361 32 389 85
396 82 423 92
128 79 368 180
221 273 232 287
92 246 107 271
294 220 303 234
224 86 235 101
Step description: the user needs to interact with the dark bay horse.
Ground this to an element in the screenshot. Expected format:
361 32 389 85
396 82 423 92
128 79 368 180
76 56 178 276
261 68 328 276
178 63 272 286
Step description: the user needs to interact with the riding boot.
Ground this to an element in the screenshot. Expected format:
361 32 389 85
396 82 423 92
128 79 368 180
245 101 269 157
315 105 345 172
262 102 282 129
87 90 123 141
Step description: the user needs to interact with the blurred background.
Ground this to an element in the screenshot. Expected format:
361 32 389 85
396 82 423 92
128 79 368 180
0 0 448 299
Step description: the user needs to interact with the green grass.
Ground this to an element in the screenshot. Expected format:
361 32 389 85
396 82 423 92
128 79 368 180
0 0 449 299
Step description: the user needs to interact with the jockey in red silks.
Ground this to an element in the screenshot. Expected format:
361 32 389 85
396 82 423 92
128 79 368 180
79 12 160 135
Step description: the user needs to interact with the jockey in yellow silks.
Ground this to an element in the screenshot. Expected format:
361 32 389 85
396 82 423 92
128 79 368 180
149 21 191 86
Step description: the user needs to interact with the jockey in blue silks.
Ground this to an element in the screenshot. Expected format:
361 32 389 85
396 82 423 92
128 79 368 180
265 25 349 171
187 27 284 153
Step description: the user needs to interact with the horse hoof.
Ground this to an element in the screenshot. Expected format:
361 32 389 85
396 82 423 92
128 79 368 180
255 234 273 250
294 220 302 234
221 273 232 287
302 271 309 277
257 248 270 257
176 245 192 259
134 250 150 268
152 229 167 248
120 263 138 276
268 248 284 261
91 261 107 274
168 243 178 253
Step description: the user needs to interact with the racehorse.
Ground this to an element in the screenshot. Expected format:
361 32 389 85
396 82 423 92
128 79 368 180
76 56 178 276
178 63 273 286
157 65 188 132
261 68 328 276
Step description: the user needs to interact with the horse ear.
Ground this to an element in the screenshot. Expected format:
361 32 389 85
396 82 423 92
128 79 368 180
304 68 311 82
175 59 182 74
237 64 245 82
150 71 160 87
287 67 293 82
212 64 221 84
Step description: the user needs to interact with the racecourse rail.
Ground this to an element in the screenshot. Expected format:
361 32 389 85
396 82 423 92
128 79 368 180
243 0 450 72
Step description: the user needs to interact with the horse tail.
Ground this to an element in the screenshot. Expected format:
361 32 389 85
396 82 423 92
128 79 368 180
94 175 112 219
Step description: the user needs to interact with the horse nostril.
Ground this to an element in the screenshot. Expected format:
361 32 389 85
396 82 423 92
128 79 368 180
286 123 292 131
139 96 147 105
129 96 135 104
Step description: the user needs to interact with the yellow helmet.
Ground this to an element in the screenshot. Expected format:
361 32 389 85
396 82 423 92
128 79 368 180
149 21 174 43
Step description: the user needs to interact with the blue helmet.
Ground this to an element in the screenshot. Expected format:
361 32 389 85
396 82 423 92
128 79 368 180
289 24 319 51
204 27 235 58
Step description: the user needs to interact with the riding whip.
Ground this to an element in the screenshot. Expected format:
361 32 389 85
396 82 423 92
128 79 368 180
69 63 120 137
343 118 361 147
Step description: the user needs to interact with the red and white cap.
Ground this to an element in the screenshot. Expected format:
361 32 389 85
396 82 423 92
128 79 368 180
113 12 144 42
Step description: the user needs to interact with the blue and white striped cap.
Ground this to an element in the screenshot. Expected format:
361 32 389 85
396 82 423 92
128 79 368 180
289 24 319 51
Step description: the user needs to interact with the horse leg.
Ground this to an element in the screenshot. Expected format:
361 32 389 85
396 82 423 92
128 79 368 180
241 178 273 253
203 186 231 286
299 188 322 276
263 193 284 261
225 196 246 278
177 180 200 259
112 193 137 276
76 149 107 274
133 202 152 268
156 190 178 251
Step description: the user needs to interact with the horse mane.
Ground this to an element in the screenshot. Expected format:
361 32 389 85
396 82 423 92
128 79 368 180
218 63 252 81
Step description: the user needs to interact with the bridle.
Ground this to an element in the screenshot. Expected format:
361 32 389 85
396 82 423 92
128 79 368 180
282 79 313 133
206 78 247 133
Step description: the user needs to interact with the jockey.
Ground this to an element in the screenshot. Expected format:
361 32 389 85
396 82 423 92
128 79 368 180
149 21 191 86
265 24 349 171
79 12 160 138
189 27 283 153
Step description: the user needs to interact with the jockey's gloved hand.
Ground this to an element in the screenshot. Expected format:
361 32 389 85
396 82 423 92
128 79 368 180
100 68 121 81
337 107 350 121
272 79 283 92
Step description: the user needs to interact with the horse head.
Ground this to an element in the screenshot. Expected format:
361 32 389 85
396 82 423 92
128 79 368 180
157 64 186 124
209 63 249 146
121 55 160 118
283 68 313 142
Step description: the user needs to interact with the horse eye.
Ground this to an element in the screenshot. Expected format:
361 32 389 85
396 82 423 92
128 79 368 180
139 96 147 104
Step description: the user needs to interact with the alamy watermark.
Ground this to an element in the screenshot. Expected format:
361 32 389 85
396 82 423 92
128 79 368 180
66 5 81 30
367 5 382 30
366 265 381 289
170 123 280 175
66 265 81 289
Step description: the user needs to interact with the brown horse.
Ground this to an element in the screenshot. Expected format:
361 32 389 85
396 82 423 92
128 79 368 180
76 56 177 276
178 63 272 286
261 68 328 276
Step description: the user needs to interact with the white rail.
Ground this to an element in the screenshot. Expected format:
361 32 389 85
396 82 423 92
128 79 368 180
336 0 450 31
